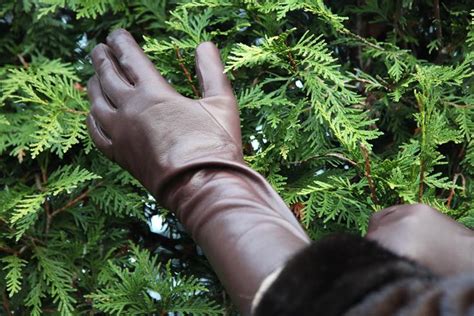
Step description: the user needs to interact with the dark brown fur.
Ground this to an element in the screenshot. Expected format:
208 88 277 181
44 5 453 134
254 234 452 315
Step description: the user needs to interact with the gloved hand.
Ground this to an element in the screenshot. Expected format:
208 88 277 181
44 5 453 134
87 29 309 315
366 203 474 276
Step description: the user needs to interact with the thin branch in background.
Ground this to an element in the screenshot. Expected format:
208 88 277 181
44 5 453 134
50 186 95 217
0 246 18 255
34 173 44 192
326 153 358 166
17 54 29 68
356 0 364 69
446 173 466 208
174 47 201 98
286 49 298 72
42 308 57 313
45 181 104 233
64 108 88 115
289 152 358 166
360 143 379 205
433 0 443 42
340 28 386 51
2 291 12 316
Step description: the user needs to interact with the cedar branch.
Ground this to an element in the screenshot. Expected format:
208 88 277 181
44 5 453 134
46 181 103 233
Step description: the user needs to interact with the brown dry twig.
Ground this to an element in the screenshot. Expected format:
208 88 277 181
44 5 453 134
2 291 12 316
174 47 201 98
17 54 29 68
446 173 466 208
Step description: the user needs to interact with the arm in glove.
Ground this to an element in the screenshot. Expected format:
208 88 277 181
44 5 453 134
86 29 310 315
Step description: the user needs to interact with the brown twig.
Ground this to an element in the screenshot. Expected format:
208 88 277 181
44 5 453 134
24 235 43 247
326 153 358 166
340 28 386 51
64 109 88 115
288 152 357 166
2 291 12 316
356 0 364 69
42 308 58 313
46 182 103 233
2 243 33 261
445 101 473 109
17 54 29 68
50 187 95 218
174 47 201 98
34 174 45 192
0 246 18 255
360 143 379 205
18 245 28 255
287 50 298 72
446 173 466 208
433 0 443 42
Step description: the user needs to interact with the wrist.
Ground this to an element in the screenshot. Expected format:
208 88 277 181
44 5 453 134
158 159 246 212
152 157 310 315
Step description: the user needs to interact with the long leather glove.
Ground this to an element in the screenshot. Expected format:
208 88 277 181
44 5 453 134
86 29 310 315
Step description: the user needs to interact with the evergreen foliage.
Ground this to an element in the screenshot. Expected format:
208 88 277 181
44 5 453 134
1 0 473 314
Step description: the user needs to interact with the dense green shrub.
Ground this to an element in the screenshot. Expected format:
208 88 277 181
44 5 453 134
1 0 473 314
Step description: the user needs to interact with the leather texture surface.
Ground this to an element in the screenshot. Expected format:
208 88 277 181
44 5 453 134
366 204 474 276
87 29 310 315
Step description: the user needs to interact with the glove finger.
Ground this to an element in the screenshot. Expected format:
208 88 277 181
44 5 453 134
88 75 116 133
195 42 233 98
86 114 114 160
91 43 133 106
106 29 179 96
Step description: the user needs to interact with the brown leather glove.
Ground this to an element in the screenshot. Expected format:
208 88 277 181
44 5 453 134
366 204 474 276
87 29 309 315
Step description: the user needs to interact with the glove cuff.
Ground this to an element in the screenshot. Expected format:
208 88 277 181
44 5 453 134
253 234 436 315
155 160 309 315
